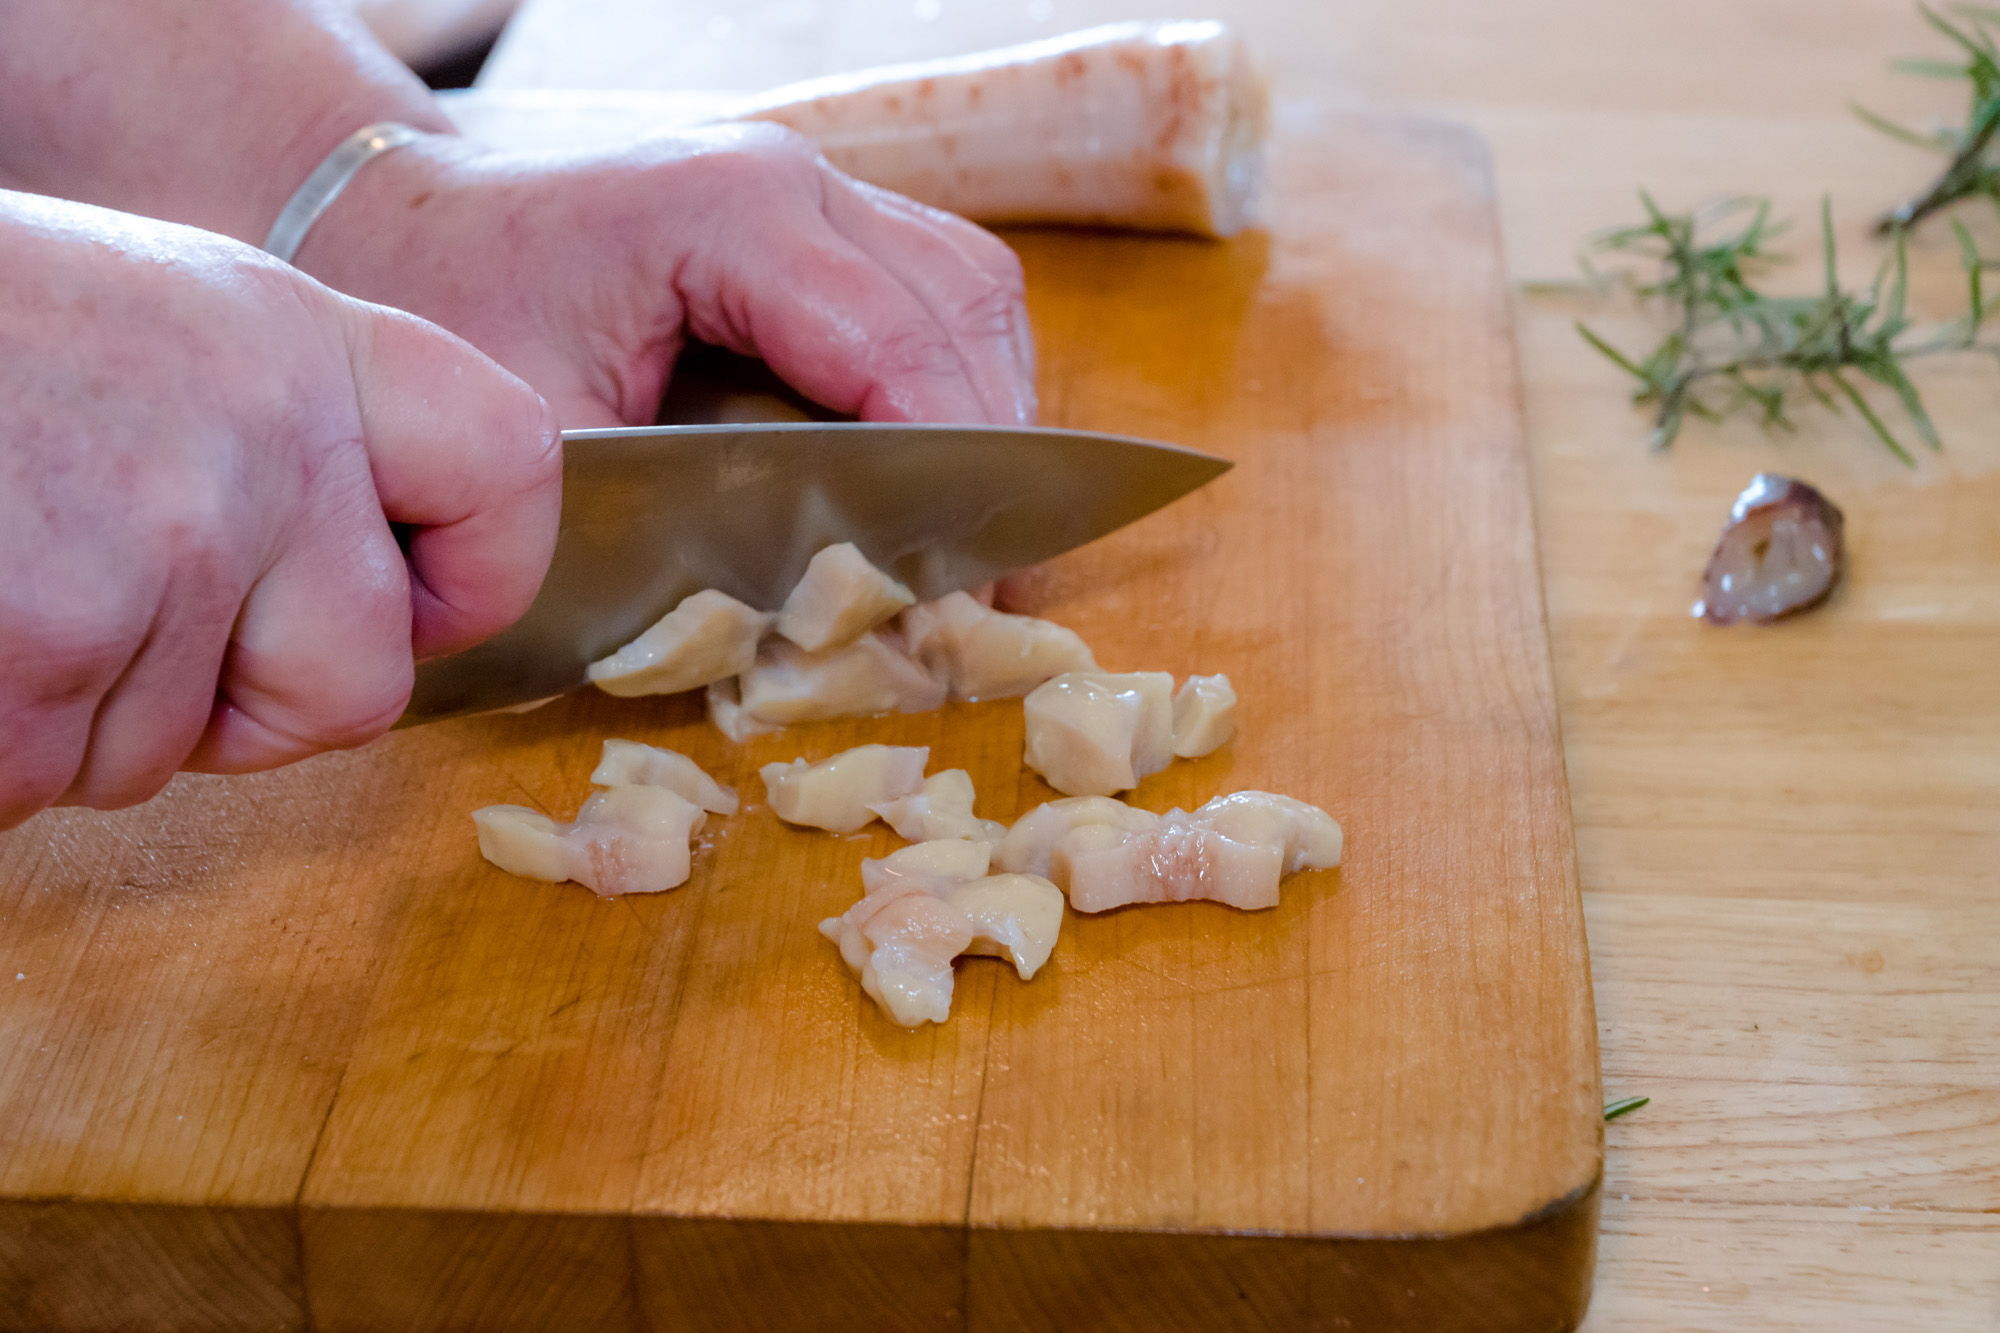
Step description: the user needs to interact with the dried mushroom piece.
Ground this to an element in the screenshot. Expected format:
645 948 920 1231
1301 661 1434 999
1696 474 1846 625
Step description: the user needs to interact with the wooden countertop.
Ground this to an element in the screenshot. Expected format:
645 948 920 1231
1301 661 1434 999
481 2 2000 1326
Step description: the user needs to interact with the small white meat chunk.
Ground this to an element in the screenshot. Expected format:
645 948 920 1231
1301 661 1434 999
1186 790 1343 874
901 591 1097 700
588 590 772 697
737 631 946 728
590 739 738 814
1170 673 1237 758
860 837 993 895
473 785 706 897
993 795 1160 878
1021 670 1175 796
1053 817 1284 913
775 543 916 652
705 678 778 743
818 888 975 1026
943 873 1064 979
760 743 929 832
868 768 1005 845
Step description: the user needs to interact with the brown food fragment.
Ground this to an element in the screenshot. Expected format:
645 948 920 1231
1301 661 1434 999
1696 474 1846 625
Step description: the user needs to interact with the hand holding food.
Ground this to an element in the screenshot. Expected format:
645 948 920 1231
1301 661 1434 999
292 124 1036 432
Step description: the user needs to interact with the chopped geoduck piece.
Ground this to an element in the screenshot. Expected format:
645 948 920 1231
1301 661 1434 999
869 768 1005 845
473 785 706 897
590 739 739 814
1054 818 1285 912
587 589 772 697
1170 673 1237 757
735 631 946 729
901 591 1097 700
826 841 1064 1024
1021 670 1175 796
992 795 1159 879
705 678 778 743
761 744 929 832
859 837 993 895
818 887 975 1027
944 873 1064 979
1185 790 1343 874
775 542 916 651
1015 789 1341 913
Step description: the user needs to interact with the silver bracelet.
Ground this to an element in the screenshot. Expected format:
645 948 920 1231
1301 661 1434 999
261 122 427 263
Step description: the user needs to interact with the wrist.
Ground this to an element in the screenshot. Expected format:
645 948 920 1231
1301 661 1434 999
259 100 459 252
288 132 476 306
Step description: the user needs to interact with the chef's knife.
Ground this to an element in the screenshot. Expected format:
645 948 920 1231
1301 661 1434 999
403 422 1230 723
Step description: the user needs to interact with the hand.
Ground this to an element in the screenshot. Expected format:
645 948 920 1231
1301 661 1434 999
296 124 1036 430
0 193 560 826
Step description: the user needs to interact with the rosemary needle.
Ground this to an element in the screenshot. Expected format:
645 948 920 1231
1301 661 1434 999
1603 1096 1650 1122
1861 4 2000 234
1575 195 1991 461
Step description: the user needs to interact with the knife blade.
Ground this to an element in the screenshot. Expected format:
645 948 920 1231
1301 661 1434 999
403 422 1230 723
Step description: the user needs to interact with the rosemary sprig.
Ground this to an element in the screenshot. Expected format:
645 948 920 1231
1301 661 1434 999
1576 195 1991 461
1603 1096 1650 1122
1860 5 2000 233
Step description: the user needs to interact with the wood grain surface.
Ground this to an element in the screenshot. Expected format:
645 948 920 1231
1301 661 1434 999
0 104 1597 1332
477 1 2000 1330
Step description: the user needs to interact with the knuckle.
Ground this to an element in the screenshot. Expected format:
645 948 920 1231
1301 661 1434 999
679 125 824 198
72 763 179 814
2 607 139 705
873 321 965 381
950 271 1026 340
298 668 413 751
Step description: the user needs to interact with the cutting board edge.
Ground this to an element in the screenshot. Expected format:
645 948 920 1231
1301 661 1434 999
0 1178 1598 1331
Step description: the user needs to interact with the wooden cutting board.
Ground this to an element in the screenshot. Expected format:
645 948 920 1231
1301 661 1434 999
0 110 1600 1332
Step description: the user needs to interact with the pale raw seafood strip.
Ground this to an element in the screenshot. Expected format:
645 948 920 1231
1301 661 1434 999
993 795 1159 878
1034 790 1343 913
1021 670 1175 796
736 631 946 729
901 591 1097 700
590 739 739 814
1053 817 1284 913
588 590 771 697
1170 673 1237 758
443 22 1267 237
859 837 993 895
729 21 1269 238
1186 791 1343 874
818 888 974 1026
830 845 1062 1022
473 785 706 897
868 768 1005 845
775 542 916 652
706 678 778 743
761 744 929 833
944 873 1064 979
